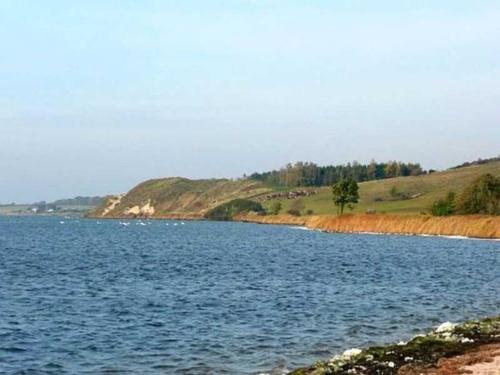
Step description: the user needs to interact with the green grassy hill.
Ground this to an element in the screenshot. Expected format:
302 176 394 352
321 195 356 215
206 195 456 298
92 160 500 218
259 161 500 215
92 177 271 218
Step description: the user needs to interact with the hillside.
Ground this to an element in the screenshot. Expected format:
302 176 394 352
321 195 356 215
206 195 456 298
91 177 271 218
91 160 500 219
260 161 500 215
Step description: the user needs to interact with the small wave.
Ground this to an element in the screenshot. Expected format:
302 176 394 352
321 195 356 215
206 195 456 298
351 231 500 242
289 226 312 231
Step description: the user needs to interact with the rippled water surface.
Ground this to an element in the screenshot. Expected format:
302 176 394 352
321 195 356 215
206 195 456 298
0 216 499 374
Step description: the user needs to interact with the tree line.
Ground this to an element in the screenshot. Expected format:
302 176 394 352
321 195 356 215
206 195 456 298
248 160 425 188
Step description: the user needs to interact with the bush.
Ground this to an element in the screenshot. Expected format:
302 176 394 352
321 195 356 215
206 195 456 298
269 201 282 215
431 191 456 216
389 186 410 200
287 209 302 216
205 199 265 221
290 199 305 212
305 209 314 215
456 174 500 215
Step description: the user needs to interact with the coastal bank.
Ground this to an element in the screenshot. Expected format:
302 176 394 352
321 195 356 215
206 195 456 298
234 213 500 239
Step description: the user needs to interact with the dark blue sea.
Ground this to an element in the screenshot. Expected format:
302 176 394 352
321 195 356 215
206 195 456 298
0 216 498 374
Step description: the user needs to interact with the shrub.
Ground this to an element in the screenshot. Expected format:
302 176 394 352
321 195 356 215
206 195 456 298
431 191 456 216
269 201 282 215
290 199 305 213
389 186 410 200
205 199 265 221
305 209 314 215
287 209 302 216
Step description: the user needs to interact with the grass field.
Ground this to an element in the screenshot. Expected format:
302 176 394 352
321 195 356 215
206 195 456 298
260 161 500 215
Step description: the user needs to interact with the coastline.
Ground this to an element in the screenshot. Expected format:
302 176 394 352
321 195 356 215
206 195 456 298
84 212 500 239
288 316 500 375
234 213 500 240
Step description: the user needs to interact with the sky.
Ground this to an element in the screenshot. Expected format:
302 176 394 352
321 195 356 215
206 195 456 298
1 1 499 203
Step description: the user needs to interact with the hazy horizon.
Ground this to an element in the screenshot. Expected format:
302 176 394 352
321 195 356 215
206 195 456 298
1 1 500 202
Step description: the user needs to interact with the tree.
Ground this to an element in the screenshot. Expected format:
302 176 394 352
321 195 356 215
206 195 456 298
431 191 456 216
332 177 359 215
456 174 500 215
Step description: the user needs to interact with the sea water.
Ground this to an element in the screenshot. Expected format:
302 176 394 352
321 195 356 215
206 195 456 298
0 216 498 374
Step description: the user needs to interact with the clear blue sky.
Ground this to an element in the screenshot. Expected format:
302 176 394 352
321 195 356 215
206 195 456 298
1 1 499 202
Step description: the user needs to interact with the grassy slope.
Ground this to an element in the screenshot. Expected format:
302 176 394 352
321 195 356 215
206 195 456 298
93 177 272 217
260 161 500 215
92 161 500 218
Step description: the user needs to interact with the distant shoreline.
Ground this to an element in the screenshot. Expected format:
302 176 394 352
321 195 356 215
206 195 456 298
81 213 500 240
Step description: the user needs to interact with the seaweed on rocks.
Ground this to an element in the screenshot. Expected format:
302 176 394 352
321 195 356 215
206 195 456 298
290 316 500 375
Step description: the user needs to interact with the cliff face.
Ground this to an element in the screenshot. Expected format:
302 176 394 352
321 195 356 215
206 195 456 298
235 213 500 239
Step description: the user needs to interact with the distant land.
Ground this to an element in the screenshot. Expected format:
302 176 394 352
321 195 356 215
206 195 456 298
90 157 500 219
0 196 104 216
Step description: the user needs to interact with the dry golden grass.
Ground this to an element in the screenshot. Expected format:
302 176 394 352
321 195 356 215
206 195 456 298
237 213 500 239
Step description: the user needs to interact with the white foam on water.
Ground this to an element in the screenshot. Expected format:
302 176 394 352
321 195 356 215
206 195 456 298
289 226 312 231
288 227 500 242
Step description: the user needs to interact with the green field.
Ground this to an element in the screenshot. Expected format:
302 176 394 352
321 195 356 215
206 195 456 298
260 161 500 215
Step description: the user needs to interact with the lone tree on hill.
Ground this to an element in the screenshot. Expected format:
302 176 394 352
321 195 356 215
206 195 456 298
332 177 359 215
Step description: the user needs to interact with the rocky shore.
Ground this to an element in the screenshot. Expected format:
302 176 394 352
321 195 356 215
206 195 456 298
290 316 500 375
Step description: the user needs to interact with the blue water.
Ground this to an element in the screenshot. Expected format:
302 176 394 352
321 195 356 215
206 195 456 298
0 216 498 374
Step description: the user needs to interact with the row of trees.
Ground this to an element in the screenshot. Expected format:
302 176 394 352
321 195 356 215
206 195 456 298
248 160 424 188
431 174 500 216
